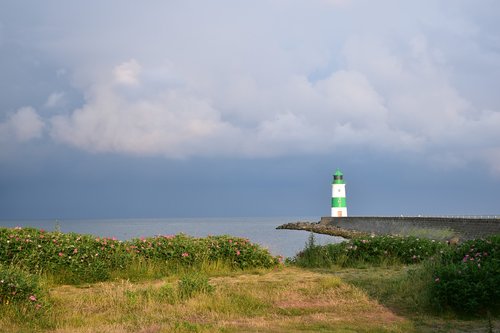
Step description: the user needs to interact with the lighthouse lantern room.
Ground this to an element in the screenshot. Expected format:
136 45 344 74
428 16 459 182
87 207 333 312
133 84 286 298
331 169 347 217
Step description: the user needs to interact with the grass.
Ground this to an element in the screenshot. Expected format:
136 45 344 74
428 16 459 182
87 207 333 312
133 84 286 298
0 267 413 332
2 265 497 332
0 266 500 333
331 266 499 333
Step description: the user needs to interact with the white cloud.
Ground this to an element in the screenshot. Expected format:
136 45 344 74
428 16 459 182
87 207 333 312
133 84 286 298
44 91 66 108
48 59 427 159
50 62 241 158
113 59 142 86
1 1 499 174
47 44 500 176
0 107 45 142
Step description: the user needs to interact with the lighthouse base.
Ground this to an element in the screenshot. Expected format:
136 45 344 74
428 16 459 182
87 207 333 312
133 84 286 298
331 208 348 217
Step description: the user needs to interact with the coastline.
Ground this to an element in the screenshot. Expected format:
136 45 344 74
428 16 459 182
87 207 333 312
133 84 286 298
276 220 367 239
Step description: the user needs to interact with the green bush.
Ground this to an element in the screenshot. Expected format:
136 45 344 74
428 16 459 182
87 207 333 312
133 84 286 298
293 233 449 268
127 234 278 270
431 235 500 315
0 265 45 310
0 227 129 283
0 227 280 284
178 273 214 300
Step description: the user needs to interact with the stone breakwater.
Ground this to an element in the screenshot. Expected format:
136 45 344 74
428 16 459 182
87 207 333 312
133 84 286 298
277 216 500 241
276 221 367 239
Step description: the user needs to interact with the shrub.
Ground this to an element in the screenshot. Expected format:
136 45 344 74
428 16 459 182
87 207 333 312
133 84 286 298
0 227 130 283
178 273 214 300
0 265 45 311
0 227 280 284
431 235 500 315
293 233 449 268
126 234 278 270
291 233 340 268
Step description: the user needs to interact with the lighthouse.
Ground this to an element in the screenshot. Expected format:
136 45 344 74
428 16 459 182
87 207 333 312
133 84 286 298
331 169 347 217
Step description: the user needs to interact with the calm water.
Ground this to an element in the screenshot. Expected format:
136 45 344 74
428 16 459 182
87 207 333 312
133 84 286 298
0 217 344 258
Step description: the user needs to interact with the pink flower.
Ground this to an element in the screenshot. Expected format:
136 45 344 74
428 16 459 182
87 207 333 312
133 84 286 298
236 250 240 256
58 252 63 257
182 252 189 257
29 295 37 302
229 239 232 243
73 248 78 254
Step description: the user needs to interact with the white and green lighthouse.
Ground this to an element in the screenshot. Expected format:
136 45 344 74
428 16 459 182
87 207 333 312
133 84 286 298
331 169 347 217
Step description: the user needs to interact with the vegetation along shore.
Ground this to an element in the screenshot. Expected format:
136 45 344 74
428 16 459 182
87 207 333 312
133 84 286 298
0 226 499 332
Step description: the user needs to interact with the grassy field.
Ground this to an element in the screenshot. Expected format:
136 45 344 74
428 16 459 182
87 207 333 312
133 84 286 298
1 266 498 333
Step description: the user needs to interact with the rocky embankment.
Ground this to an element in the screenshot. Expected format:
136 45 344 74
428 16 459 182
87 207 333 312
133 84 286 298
276 221 367 239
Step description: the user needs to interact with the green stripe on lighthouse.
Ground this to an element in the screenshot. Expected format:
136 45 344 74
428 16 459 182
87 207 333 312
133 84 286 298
332 197 346 207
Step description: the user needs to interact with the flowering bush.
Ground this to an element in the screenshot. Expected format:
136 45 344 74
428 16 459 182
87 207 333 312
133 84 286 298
293 233 449 268
0 265 45 311
0 227 128 283
126 234 278 269
431 235 500 315
0 227 279 284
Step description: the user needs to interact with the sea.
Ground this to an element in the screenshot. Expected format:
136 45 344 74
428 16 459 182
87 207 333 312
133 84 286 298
0 217 344 258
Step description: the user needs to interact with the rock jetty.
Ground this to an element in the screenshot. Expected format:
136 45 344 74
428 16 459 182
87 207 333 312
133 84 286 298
276 221 367 239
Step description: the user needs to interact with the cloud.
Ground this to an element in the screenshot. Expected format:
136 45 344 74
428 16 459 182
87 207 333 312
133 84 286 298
47 41 500 176
1 1 499 175
44 91 66 109
50 61 241 158
47 58 426 159
113 59 141 86
0 107 45 142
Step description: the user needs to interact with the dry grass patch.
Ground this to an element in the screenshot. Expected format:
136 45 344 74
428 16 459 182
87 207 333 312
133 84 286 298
3 267 413 333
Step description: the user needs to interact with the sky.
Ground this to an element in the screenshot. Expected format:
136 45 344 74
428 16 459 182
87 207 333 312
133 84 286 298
1 0 499 219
